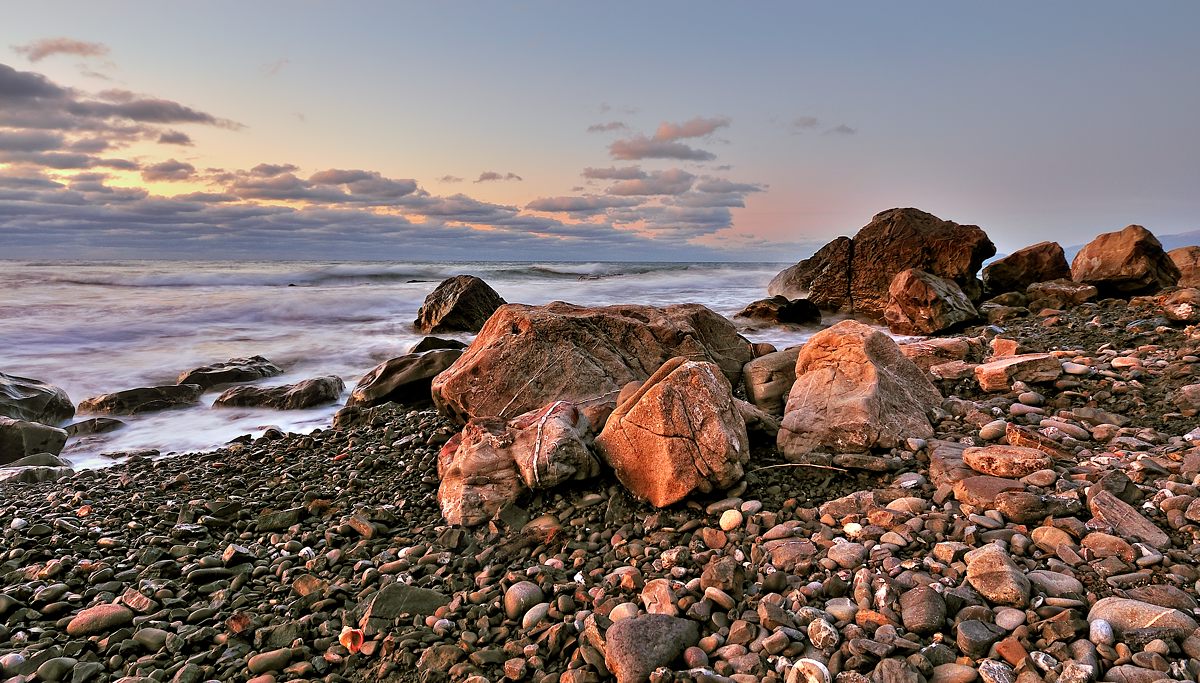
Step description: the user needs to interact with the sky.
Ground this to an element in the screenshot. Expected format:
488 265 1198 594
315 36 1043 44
1 1 1198 262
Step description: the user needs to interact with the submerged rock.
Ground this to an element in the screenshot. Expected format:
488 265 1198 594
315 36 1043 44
735 295 821 325
0 417 67 464
176 355 284 390
79 384 203 415
213 376 343 410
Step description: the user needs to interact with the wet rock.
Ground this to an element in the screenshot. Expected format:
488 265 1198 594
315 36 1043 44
1071 225 1180 295
65 603 133 636
176 355 283 390
346 349 462 408
0 372 73 424
64 417 124 437
736 295 821 325
0 416 67 464
414 274 506 333
884 268 979 335
79 384 203 415
983 241 1071 294
213 375 343 410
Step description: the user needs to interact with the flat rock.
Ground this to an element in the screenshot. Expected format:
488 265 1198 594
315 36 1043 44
213 376 343 410
963 444 1052 478
79 384 203 415
1088 597 1197 638
974 354 1062 392
65 604 133 636
177 355 283 390
1087 489 1169 547
605 614 699 683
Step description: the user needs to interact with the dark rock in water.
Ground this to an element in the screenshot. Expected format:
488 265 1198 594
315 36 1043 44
414 275 506 333
65 417 125 437
1169 246 1200 287
79 384 203 415
884 268 979 335
176 355 284 390
0 372 74 424
605 614 699 683
983 241 1071 294
347 349 462 409
769 208 995 317
1071 225 1180 295
0 453 72 482
735 295 821 325
0 416 68 464
213 376 343 410
432 302 753 427
409 336 468 354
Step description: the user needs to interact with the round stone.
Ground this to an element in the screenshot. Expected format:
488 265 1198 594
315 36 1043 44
994 607 1027 630
719 509 743 531
503 581 544 621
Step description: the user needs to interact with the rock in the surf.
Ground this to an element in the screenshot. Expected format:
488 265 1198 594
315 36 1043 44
176 355 284 390
0 372 74 424
347 349 462 409
414 275 506 333
213 376 343 410
79 384 203 415
735 295 820 325
0 416 68 464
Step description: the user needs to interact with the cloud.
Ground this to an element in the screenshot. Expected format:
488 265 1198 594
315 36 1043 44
525 195 642 215
605 168 696 196
0 130 64 152
652 116 729 142
587 121 628 133
582 165 646 180
825 124 857 135
437 175 463 183
157 130 193 145
475 171 523 182
791 116 820 132
609 136 715 161
13 38 110 63
142 159 196 182
695 178 764 194
262 58 289 76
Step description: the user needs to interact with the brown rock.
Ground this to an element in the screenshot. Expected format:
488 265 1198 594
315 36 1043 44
735 296 820 325
431 302 752 427
983 242 1071 294
974 353 1062 392
899 336 984 374
176 356 283 390
595 358 748 507
346 349 462 408
213 376 343 410
79 384 203 415
742 346 801 416
899 585 946 635
1025 279 1098 311
966 545 1031 607
414 274 506 333
1169 246 1200 287
769 208 995 316
1161 288 1200 323
1087 489 1169 546
1070 225 1180 295
884 269 979 335
778 320 941 456
436 419 523 527
506 401 599 488
66 604 133 636
963 445 1052 478
605 614 699 683
1088 597 1197 638
0 372 74 424
953 476 1024 507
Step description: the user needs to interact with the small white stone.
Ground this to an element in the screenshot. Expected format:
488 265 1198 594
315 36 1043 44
719 509 743 531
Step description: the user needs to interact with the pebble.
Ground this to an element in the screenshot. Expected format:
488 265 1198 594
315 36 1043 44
719 509 743 531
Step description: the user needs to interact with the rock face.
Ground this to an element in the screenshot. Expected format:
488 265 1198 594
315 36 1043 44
883 269 979 335
743 346 802 416
596 358 749 507
778 320 941 456
213 376 344 410
605 614 699 683
79 384 203 415
1071 225 1181 295
346 349 462 409
0 372 74 425
414 275 506 333
431 302 753 427
982 242 1071 294
735 296 821 325
768 208 995 316
1169 246 1200 287
177 356 283 390
0 417 67 464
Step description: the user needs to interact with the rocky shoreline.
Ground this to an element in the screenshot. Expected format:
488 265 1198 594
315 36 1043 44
3 210 1200 683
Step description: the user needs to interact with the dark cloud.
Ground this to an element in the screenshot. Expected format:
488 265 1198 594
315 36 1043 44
0 130 63 152
525 195 641 215
586 121 628 133
791 116 820 132
157 130 193 145
695 178 764 194
13 38 109 63
142 159 196 182
825 124 857 135
652 116 729 142
606 168 696 196
262 59 289 76
437 175 463 183
609 136 715 161
0 63 66 100
475 171 523 182
582 165 646 180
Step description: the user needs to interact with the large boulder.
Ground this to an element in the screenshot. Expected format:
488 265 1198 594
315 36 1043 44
742 346 802 416
883 269 979 335
431 302 753 427
778 320 941 456
0 417 67 464
1026 279 1098 311
1071 225 1181 295
769 208 995 316
79 384 203 415
213 376 343 410
1169 246 1200 288
177 356 283 390
735 296 820 325
346 350 462 409
982 241 1071 294
414 275 506 334
0 372 74 424
595 358 749 507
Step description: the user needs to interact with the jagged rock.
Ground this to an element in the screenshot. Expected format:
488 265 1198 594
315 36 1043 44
899 337 985 374
1071 225 1180 295
974 354 1062 392
176 355 283 390
962 445 1052 478
1087 489 1169 547
431 302 752 427
213 376 343 410
0 417 67 464
983 242 1071 294
735 296 820 325
768 208 995 316
1025 279 1099 311
778 320 940 456
346 349 462 408
414 275 506 333
0 372 73 424
884 269 979 335
506 401 599 489
900 585 946 635
1168 246 1200 287
1161 288 1200 323
79 384 203 415
595 358 748 507
742 346 801 416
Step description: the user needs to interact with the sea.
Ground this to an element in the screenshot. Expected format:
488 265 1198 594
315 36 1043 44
1 260 831 469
